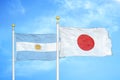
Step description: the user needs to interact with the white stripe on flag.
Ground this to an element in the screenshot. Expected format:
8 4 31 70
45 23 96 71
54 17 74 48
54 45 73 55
16 42 56 52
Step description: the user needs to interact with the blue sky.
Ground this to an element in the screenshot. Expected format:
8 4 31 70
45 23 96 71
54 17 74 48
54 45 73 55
0 0 120 80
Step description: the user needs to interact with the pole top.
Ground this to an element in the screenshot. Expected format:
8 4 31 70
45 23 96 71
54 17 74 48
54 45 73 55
12 24 15 28
56 16 60 20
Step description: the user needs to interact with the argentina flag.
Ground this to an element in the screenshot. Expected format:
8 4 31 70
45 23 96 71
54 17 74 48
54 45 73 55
15 33 56 61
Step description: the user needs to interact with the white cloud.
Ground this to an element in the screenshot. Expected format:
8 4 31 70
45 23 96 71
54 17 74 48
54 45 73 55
84 1 93 9
23 0 103 31
18 0 120 36
8 0 25 15
115 0 120 2
53 0 120 33
18 16 57 34
33 16 57 34
55 0 85 11
64 0 83 10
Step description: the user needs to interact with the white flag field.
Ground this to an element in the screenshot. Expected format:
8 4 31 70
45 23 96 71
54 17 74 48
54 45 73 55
59 27 112 57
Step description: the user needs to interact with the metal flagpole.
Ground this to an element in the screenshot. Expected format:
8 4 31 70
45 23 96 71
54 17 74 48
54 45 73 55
56 16 60 80
12 24 15 80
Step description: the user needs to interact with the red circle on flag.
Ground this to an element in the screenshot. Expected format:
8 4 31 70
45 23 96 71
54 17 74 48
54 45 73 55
77 34 95 51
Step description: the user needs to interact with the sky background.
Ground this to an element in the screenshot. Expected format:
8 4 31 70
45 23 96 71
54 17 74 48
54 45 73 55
0 0 120 80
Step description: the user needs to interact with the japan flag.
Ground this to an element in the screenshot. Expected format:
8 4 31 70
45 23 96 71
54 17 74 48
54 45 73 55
59 27 112 57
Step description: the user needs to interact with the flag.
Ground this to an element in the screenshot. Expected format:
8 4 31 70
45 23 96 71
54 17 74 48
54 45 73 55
15 33 56 61
59 27 112 57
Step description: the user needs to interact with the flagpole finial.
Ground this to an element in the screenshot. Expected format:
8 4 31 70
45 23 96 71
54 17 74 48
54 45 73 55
12 24 15 28
56 16 60 21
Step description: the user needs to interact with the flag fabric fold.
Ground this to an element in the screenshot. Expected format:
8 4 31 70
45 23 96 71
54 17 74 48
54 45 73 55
15 33 56 61
59 27 112 57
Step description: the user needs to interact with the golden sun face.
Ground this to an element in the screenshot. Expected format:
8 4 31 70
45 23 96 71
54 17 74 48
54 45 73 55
35 44 41 50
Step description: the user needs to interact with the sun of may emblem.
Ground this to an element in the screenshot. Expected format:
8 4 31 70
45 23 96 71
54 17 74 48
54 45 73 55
35 44 41 50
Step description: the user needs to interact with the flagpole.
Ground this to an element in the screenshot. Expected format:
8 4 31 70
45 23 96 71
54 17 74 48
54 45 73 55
12 24 15 80
56 16 60 80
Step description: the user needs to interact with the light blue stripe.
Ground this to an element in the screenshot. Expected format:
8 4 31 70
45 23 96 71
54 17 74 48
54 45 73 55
16 51 56 61
15 33 56 43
